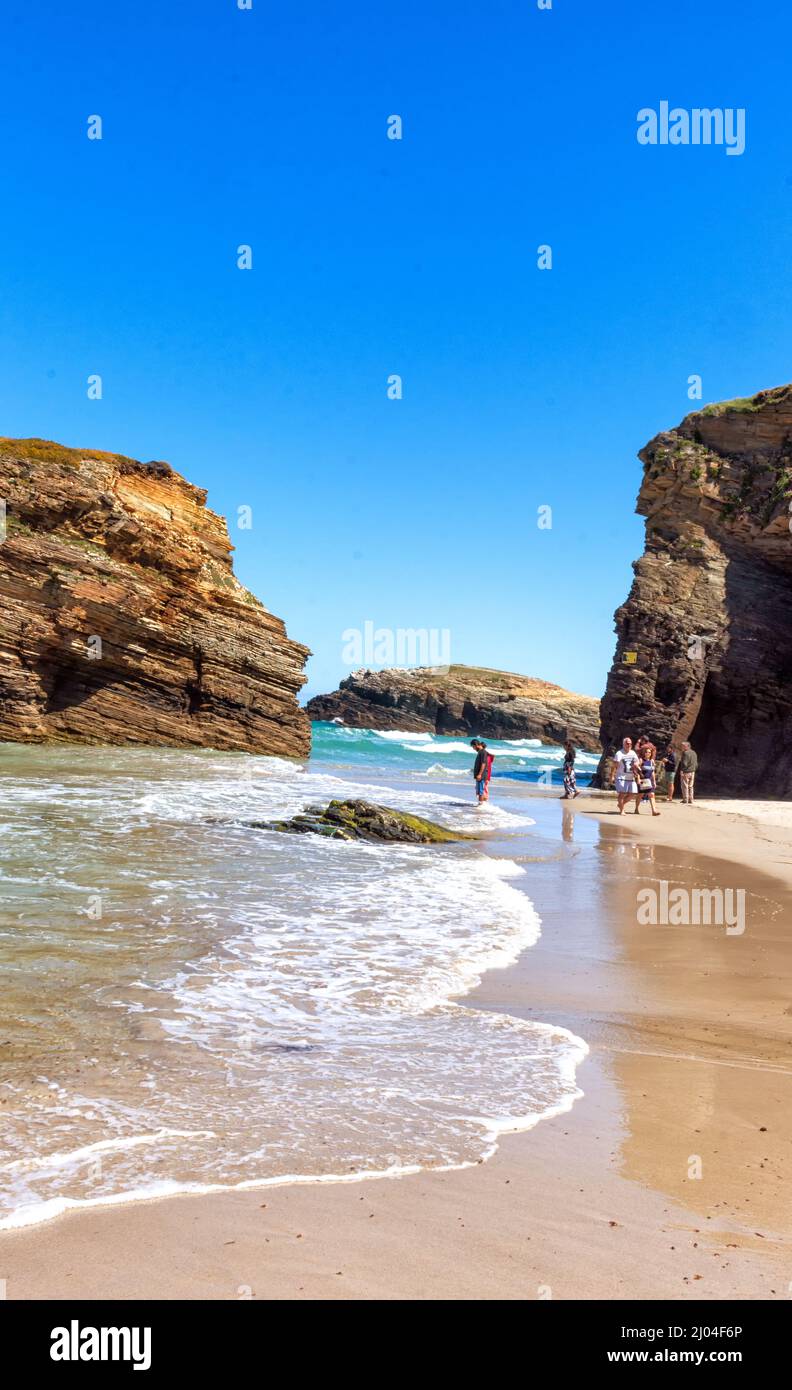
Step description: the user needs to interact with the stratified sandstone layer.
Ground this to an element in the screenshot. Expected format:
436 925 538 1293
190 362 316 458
596 385 792 795
306 664 600 751
0 438 310 757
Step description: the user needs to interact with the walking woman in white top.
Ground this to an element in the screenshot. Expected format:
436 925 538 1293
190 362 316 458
611 737 640 815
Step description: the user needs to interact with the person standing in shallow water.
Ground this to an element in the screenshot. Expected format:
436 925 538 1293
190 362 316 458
470 739 493 805
561 741 580 799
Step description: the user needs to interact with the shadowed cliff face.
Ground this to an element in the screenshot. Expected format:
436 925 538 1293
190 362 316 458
307 664 601 751
596 385 792 795
0 438 311 757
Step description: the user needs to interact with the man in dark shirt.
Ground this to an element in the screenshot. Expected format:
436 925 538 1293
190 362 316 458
663 747 678 802
470 739 491 804
679 742 699 804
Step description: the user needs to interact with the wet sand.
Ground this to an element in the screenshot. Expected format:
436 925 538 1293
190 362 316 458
2 791 791 1300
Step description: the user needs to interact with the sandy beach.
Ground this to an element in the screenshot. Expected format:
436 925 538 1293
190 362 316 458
4 0 792 1334
2 788 790 1301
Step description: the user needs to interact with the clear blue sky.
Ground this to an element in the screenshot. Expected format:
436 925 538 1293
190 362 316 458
1 0 789 700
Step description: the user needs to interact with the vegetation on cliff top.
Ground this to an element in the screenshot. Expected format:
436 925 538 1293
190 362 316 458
0 437 137 469
692 383 792 418
347 663 593 700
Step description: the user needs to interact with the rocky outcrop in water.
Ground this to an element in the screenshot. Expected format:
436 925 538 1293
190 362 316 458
0 437 310 757
596 385 792 795
306 664 600 751
268 799 469 843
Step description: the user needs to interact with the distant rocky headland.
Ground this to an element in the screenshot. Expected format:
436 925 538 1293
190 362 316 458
306 664 601 751
0 437 310 757
596 384 792 795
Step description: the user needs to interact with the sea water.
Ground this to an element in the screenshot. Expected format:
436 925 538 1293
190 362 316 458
311 721 599 784
0 725 590 1229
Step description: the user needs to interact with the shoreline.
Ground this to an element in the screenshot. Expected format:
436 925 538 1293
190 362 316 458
0 782 589 1239
2 787 791 1298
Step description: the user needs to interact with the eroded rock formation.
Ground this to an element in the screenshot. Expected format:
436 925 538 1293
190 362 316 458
596 385 792 795
306 664 600 751
0 437 310 757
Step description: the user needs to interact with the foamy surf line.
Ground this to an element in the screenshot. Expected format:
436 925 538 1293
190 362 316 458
0 746 585 1234
288 771 538 829
1 977 589 1232
0 1018 588 1232
313 722 600 776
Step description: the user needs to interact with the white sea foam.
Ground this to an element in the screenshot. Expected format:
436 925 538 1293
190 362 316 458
1 1129 217 1175
373 730 434 742
0 743 583 1230
575 752 600 768
419 763 468 777
0 1020 588 1232
410 740 482 755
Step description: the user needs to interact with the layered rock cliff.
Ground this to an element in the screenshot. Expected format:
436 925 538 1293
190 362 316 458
596 385 792 795
306 664 600 751
0 437 310 756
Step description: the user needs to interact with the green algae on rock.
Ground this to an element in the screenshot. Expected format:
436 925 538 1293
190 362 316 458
269 799 473 844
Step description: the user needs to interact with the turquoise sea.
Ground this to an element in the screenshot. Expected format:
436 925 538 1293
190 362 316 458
310 721 598 785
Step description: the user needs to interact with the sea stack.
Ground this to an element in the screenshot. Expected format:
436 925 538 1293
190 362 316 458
0 437 310 757
306 664 600 751
596 385 792 795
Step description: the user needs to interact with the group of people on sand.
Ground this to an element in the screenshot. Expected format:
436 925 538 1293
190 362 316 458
470 731 699 813
611 735 699 815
